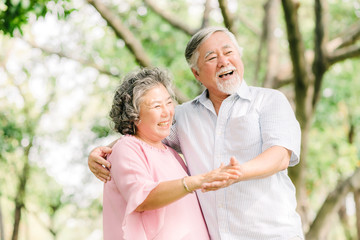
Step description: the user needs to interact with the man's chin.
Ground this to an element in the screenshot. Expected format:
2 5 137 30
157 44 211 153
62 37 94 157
217 78 241 94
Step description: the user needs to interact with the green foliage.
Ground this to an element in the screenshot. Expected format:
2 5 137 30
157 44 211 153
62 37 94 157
91 124 111 139
307 59 360 210
0 111 22 158
328 0 360 39
0 0 73 36
0 0 359 238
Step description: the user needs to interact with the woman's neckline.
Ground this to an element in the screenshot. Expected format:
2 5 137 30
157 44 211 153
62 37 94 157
127 135 169 152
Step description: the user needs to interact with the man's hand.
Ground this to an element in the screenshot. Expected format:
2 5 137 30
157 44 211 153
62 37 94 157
88 146 112 182
201 157 242 192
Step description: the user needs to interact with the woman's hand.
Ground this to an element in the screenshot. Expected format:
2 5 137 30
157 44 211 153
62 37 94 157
134 157 242 212
88 146 112 182
200 157 242 192
186 157 242 192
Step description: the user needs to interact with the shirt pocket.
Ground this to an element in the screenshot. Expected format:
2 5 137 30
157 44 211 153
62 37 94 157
226 113 261 150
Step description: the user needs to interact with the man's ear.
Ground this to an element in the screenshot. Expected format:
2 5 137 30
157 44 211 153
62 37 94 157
191 68 200 80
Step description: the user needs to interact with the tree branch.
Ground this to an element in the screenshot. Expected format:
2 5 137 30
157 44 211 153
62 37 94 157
281 0 308 88
23 39 120 78
23 37 191 104
327 20 360 52
312 0 328 108
218 0 236 34
143 0 197 36
218 0 261 36
281 0 310 125
263 0 280 88
87 0 151 67
201 0 212 28
328 44 360 65
355 189 360 239
306 168 360 240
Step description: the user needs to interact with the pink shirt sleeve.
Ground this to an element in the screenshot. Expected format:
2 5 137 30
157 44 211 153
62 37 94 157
108 139 165 239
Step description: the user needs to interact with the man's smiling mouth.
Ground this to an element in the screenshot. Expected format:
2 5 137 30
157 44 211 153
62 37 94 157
218 70 234 78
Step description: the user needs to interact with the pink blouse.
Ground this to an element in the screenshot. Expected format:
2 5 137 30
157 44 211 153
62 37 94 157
103 135 209 240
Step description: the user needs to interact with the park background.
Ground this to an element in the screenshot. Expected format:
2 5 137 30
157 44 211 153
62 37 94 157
0 0 360 239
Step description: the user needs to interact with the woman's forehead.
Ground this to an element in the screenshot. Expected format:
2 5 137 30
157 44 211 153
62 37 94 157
141 85 171 104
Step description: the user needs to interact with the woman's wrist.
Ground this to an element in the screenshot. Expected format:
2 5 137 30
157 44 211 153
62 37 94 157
182 177 194 193
183 175 204 193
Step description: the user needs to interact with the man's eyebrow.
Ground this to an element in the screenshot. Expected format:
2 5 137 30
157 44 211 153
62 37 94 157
204 51 215 59
204 45 233 59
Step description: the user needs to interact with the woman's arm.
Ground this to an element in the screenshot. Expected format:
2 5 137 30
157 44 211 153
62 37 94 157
135 165 240 212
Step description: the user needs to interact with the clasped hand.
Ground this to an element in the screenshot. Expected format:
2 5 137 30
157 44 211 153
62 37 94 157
200 157 242 192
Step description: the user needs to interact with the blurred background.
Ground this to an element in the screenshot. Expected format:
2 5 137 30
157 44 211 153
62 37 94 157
0 0 359 239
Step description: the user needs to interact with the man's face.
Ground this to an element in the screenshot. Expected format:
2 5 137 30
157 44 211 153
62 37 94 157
192 32 244 98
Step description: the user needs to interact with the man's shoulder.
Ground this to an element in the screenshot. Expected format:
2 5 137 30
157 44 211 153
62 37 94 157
248 86 287 102
248 86 282 95
175 98 199 112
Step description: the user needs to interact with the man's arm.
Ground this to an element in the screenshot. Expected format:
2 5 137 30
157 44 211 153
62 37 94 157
88 139 118 182
237 145 290 180
202 146 291 191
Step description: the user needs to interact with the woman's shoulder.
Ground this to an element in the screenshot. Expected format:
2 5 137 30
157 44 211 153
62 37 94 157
112 135 142 153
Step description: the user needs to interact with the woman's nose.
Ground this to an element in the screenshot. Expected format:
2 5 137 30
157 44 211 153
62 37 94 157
161 105 170 116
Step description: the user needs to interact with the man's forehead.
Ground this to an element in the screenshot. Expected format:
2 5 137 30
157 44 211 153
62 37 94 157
203 44 234 57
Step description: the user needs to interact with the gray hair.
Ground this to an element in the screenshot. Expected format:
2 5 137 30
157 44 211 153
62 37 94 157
185 26 243 71
109 67 174 135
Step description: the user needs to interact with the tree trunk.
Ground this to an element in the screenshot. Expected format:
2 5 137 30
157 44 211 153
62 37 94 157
11 142 32 240
355 189 360 240
289 118 311 230
338 200 352 239
306 168 360 239
263 0 279 88
0 200 4 240
11 161 29 240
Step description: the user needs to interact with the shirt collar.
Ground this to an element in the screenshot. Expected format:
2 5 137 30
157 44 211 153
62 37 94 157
192 79 252 105
237 80 252 101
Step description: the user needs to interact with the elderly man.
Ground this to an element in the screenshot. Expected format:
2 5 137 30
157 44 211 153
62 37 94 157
89 26 304 240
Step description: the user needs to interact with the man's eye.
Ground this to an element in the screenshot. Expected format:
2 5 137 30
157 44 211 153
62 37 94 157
208 57 216 61
225 51 232 55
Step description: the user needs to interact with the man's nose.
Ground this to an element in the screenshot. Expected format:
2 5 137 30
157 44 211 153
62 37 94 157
217 54 229 68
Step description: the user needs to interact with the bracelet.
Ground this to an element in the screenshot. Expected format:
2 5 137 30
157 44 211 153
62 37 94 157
182 177 194 193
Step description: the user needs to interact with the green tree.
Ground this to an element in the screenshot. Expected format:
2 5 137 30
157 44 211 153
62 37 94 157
0 0 72 36
1 0 360 239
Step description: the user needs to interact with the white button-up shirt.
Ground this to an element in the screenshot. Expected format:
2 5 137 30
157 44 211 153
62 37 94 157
164 81 304 240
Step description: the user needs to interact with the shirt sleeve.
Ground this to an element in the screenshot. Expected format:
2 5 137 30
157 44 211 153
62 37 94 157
108 139 165 239
259 90 301 166
163 105 182 153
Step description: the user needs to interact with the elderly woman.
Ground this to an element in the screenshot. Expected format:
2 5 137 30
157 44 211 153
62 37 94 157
103 67 238 240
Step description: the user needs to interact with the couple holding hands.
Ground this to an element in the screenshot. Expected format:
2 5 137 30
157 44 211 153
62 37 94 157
88 26 304 240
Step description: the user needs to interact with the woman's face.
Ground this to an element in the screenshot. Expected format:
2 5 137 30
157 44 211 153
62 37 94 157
135 84 174 147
